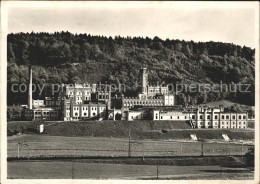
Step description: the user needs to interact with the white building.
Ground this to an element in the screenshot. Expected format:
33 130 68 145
152 106 248 129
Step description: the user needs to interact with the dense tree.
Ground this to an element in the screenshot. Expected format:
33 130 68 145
7 32 255 106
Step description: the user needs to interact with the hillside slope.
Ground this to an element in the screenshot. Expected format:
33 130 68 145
42 121 254 140
7 32 255 106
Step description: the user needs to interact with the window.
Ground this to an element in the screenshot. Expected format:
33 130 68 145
99 95 102 99
177 116 179 119
239 122 241 125
161 116 163 119
232 115 235 119
215 115 218 120
222 115 225 119
207 115 210 119
75 113 78 116
243 116 246 119
155 116 158 119
185 116 187 119
200 115 203 119
171 116 173 119
239 115 241 119
226 115 229 119
84 113 87 116
192 115 195 120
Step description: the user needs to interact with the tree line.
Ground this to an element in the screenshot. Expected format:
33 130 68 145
7 32 255 106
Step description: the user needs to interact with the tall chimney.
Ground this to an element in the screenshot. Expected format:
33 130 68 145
28 65 32 109
141 68 148 93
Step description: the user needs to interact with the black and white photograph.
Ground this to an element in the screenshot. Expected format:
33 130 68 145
1 1 259 182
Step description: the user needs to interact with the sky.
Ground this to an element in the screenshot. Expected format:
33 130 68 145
8 4 256 48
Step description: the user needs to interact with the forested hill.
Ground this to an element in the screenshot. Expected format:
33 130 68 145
7 32 255 106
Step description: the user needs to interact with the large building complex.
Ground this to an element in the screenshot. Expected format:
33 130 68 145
122 68 174 108
23 66 248 129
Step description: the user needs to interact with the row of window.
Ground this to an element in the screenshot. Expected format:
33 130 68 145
221 121 246 125
46 101 60 106
68 91 90 95
156 114 246 120
98 95 109 99
71 107 106 111
220 126 246 129
198 115 246 120
148 89 168 93
125 101 164 105
73 112 96 117
34 111 58 115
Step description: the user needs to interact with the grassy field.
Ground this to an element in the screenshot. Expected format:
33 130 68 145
8 134 253 158
8 161 253 179
8 120 254 140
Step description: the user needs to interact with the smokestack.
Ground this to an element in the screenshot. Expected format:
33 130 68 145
28 65 32 109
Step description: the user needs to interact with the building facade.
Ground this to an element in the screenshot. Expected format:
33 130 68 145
152 106 248 129
23 66 249 130
122 68 174 108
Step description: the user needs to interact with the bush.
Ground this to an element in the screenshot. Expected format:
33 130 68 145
245 147 254 167
7 129 13 136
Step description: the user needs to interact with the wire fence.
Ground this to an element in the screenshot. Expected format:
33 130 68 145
7 139 253 158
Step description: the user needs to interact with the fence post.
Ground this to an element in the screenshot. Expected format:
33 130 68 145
128 129 131 157
180 143 183 156
241 142 244 158
17 143 20 158
225 142 228 157
72 161 75 179
201 140 204 157
156 164 159 179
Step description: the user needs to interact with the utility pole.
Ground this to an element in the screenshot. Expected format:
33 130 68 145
241 142 244 158
128 129 131 157
180 143 183 156
27 145 30 160
17 142 29 159
225 142 228 157
74 145 76 157
156 164 159 179
72 161 75 179
17 143 20 158
201 140 204 157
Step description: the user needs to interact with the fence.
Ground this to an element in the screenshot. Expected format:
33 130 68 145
7 139 253 159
